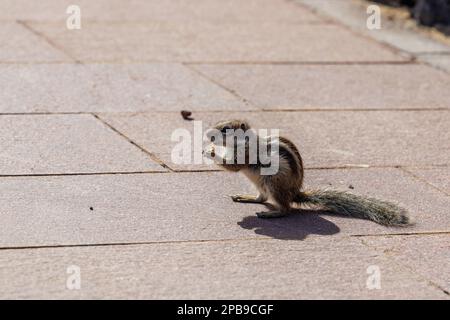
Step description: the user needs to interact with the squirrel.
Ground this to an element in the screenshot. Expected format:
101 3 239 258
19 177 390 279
203 119 410 226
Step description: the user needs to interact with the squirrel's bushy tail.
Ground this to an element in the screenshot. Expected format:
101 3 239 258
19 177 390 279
295 189 410 226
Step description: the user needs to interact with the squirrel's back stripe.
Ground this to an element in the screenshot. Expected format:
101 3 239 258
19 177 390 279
276 137 303 178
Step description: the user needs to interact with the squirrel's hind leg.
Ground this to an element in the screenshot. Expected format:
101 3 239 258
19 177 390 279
256 210 287 218
256 188 292 218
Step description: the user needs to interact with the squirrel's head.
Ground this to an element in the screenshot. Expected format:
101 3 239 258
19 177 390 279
212 120 251 134
203 119 253 172
204 119 281 176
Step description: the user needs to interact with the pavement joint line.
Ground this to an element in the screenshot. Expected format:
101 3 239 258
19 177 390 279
307 165 403 170
261 107 450 112
0 108 448 117
0 171 168 178
290 0 415 62
184 60 417 65
0 112 91 116
412 272 450 296
0 165 448 178
351 230 450 237
306 164 450 170
399 167 450 197
1 231 448 252
183 63 255 107
0 61 421 66
173 169 223 173
15 20 82 64
357 235 450 297
415 51 450 56
92 113 174 172
111 108 448 115
17 19 334 26
0 237 280 252
0 60 420 65
0 61 73 64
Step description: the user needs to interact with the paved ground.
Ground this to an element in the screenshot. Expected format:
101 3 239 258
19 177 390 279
0 0 449 299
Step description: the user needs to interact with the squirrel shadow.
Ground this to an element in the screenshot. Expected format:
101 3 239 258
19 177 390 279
238 208 340 241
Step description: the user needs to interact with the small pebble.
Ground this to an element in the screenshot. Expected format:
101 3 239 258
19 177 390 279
89 207 94 211
181 110 194 121
348 185 354 189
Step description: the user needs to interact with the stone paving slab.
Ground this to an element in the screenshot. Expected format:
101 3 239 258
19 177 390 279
0 172 288 248
363 235 450 294
0 22 69 63
26 22 406 63
0 237 446 299
0 0 322 23
0 63 245 113
99 110 450 171
99 111 219 171
0 168 448 248
0 114 165 175
297 0 450 54
192 64 450 110
405 167 450 196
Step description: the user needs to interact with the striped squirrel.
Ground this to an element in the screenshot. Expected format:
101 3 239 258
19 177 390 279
203 119 410 226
